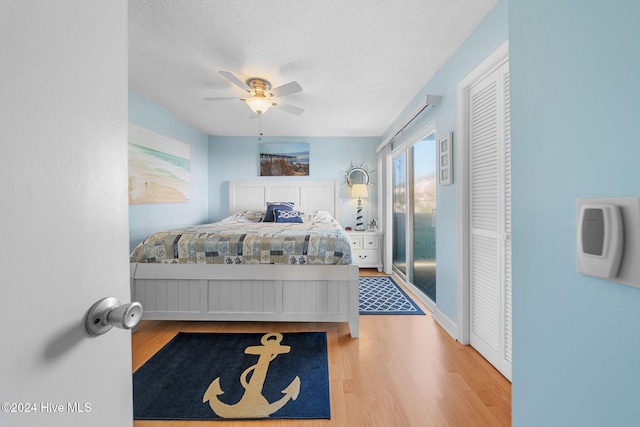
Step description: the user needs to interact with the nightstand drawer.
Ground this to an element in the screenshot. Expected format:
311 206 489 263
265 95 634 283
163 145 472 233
353 250 380 266
363 236 379 249
350 237 363 249
349 235 379 250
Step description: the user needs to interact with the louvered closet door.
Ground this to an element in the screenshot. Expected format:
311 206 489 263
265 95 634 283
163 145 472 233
469 60 512 381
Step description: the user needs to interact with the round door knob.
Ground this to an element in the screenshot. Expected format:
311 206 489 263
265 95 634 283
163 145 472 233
85 297 143 336
108 302 143 330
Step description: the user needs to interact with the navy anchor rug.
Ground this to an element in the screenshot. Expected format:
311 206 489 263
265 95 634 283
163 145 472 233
133 332 330 420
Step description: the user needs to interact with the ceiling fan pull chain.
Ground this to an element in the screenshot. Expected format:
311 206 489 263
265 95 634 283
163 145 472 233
258 112 263 141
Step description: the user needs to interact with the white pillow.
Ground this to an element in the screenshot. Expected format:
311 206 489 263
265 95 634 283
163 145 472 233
220 210 265 223
303 210 335 223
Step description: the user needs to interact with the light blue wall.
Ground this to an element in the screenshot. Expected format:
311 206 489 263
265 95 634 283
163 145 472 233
127 90 377 249
208 136 379 225
510 1 640 426
128 90 209 251
380 1 508 322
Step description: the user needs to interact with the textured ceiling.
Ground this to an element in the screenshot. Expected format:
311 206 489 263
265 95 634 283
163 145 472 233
129 0 497 137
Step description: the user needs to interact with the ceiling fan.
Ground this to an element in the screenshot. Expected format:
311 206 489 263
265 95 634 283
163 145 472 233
205 71 304 116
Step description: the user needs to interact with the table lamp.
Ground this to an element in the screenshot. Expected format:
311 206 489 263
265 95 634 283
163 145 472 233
351 183 368 231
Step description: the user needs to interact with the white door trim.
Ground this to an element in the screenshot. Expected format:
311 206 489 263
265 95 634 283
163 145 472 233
456 41 509 345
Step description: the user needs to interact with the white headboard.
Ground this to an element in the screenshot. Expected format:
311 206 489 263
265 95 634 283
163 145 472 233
228 180 341 221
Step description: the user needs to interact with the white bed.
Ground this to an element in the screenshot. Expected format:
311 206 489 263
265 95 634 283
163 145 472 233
130 180 360 337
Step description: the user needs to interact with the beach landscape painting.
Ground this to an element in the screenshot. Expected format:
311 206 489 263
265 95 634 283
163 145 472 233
128 124 191 204
259 142 309 176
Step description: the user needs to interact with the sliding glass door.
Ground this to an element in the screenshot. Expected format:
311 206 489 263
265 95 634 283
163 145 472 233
392 152 407 275
411 135 437 301
392 131 437 302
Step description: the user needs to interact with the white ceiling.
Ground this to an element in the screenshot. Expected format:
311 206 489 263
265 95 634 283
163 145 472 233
129 0 497 138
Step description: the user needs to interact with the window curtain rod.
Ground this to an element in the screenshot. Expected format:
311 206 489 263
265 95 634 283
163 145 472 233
376 95 441 153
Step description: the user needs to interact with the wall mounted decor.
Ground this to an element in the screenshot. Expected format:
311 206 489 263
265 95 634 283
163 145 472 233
259 142 309 176
128 123 191 204
438 132 453 185
345 164 370 187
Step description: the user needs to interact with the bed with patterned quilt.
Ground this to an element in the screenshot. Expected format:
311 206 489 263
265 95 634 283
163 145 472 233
130 180 360 337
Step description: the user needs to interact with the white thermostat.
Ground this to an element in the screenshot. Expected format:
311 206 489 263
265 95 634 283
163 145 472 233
577 204 623 279
576 197 640 288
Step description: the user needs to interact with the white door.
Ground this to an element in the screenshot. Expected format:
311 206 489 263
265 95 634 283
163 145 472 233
0 2 132 427
468 60 512 380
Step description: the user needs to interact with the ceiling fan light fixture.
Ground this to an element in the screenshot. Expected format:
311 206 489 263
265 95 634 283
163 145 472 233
245 96 271 114
209 72 302 117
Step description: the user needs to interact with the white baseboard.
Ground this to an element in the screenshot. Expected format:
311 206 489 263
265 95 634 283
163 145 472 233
432 307 459 341
389 272 460 342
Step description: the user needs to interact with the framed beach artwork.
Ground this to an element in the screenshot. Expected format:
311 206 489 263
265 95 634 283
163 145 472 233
438 132 453 185
259 142 309 176
128 123 191 204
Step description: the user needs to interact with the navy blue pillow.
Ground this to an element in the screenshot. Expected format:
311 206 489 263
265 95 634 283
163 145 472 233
263 202 295 222
274 210 304 223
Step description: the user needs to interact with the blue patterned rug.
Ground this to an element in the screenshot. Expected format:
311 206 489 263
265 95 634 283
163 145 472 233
134 332 330 420
359 276 425 315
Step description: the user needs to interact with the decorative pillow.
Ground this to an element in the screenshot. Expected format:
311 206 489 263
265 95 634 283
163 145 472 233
220 210 265 223
262 202 295 222
240 210 265 222
274 210 304 223
304 210 334 223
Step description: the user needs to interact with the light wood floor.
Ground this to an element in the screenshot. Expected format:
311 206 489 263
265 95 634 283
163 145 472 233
131 270 511 427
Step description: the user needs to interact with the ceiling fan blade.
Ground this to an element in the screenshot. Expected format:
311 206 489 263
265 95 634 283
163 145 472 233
273 101 304 115
204 96 241 101
269 81 302 98
219 70 251 93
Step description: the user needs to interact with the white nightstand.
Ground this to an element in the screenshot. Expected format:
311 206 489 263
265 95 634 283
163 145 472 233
347 230 383 272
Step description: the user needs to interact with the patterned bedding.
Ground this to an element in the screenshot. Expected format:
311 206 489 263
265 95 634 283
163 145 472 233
129 211 353 265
